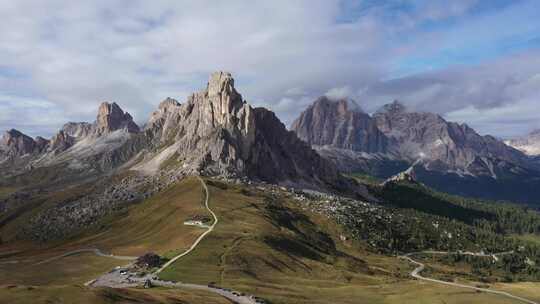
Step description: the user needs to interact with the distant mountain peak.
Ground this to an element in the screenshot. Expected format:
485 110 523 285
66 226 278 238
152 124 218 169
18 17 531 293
0 128 40 158
316 96 365 114
95 101 140 136
158 97 180 110
375 100 407 116
207 71 237 98
291 96 388 153
3 128 25 139
2 129 30 145
505 128 540 156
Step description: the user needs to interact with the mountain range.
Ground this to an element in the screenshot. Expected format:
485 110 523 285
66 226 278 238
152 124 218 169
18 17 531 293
291 97 540 204
1 72 538 207
0 72 358 195
2 72 540 304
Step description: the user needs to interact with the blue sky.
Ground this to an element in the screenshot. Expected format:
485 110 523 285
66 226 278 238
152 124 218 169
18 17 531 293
1 0 539 138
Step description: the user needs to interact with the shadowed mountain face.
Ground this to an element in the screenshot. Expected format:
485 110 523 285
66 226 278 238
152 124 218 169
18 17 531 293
291 96 388 153
292 98 540 204
0 129 46 160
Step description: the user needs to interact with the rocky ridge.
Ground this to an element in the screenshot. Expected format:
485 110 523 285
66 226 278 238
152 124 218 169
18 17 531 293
2 72 365 241
0 102 142 177
291 98 540 204
373 100 527 176
0 129 46 161
138 71 353 191
292 98 532 178
505 129 540 156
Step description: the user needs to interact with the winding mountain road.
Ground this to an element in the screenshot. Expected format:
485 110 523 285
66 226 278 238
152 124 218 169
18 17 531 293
399 252 538 304
154 176 218 275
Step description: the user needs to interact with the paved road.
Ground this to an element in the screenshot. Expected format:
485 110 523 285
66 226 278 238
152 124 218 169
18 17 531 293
150 279 260 304
399 252 538 304
154 176 218 274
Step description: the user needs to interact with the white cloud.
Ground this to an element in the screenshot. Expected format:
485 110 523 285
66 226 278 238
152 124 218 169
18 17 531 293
325 86 353 100
0 0 538 139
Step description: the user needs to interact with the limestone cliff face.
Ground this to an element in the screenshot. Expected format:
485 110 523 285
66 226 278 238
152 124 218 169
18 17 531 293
2 72 359 193
0 129 39 158
292 98 533 178
291 96 388 153
62 122 93 138
0 129 48 173
144 72 346 189
48 130 75 154
373 100 527 176
95 102 140 136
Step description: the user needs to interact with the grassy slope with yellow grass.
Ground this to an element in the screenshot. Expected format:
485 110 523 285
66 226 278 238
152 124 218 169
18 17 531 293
159 180 537 304
0 285 231 304
1 176 538 303
0 177 226 303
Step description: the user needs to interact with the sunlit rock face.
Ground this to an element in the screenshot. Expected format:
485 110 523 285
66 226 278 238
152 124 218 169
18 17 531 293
95 102 140 136
141 71 351 191
505 129 540 156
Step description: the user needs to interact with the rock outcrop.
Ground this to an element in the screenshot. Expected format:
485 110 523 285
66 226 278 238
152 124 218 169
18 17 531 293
62 122 93 138
382 166 417 186
48 130 75 154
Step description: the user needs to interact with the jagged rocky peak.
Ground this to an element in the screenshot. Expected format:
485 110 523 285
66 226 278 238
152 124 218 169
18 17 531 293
95 102 140 136
158 97 181 110
137 71 356 192
147 97 181 129
48 130 75 153
62 122 93 138
185 71 254 142
0 129 37 155
197 71 249 128
291 96 388 153
34 136 50 151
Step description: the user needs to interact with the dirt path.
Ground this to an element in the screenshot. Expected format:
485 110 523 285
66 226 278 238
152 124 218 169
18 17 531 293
34 248 136 265
399 252 538 304
0 248 136 265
